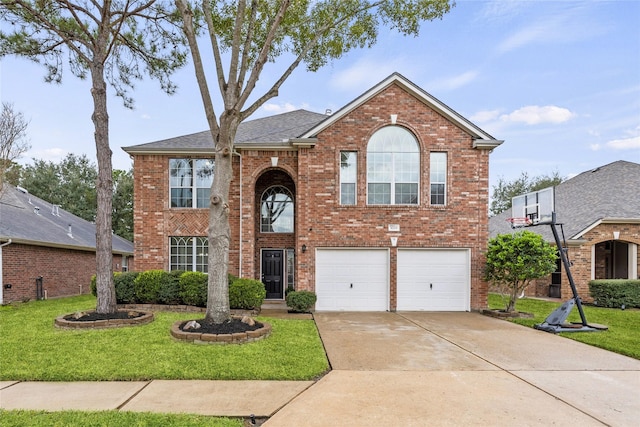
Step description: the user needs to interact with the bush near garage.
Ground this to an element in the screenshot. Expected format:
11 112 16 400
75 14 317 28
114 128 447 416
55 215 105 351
286 290 317 312
589 279 640 309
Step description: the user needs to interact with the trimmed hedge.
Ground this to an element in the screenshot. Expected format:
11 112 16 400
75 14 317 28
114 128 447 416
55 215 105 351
179 271 208 307
286 290 317 313
229 278 266 309
589 279 640 309
114 272 139 304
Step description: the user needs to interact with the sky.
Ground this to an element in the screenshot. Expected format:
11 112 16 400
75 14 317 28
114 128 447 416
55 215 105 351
1 0 639 191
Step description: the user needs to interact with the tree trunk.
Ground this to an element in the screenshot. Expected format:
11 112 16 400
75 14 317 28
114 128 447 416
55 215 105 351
205 112 240 323
91 64 116 314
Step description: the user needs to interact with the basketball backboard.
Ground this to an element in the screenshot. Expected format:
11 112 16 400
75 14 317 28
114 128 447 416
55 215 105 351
511 186 555 225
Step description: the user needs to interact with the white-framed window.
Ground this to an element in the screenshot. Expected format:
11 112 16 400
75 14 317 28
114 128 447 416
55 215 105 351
340 151 357 205
261 186 294 233
430 152 447 205
169 159 214 208
366 126 419 205
170 236 208 272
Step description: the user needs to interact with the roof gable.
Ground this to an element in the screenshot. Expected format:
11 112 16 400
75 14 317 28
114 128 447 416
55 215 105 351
300 72 502 148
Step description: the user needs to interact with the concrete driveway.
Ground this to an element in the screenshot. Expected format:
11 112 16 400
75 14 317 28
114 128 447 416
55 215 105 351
265 312 640 426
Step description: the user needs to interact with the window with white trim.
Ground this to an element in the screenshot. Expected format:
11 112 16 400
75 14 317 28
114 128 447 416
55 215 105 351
169 159 214 208
340 151 357 205
261 186 294 233
366 126 419 205
170 236 208 272
430 152 447 205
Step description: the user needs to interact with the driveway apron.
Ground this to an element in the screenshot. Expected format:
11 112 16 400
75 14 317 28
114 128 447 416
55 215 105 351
265 312 640 427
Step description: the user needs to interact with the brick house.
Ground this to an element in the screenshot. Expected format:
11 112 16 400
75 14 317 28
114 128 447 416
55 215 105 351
490 160 640 301
0 184 134 304
123 73 503 311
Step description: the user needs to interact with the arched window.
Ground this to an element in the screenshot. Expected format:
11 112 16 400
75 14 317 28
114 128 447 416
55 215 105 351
261 186 294 233
367 126 419 205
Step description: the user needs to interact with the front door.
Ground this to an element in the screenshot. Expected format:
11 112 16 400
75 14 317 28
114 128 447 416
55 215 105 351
262 250 284 299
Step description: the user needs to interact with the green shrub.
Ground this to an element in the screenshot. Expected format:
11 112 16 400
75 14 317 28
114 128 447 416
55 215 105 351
90 275 97 296
158 270 184 305
286 290 317 313
179 271 208 307
589 279 640 309
115 272 139 304
133 270 168 304
229 278 266 309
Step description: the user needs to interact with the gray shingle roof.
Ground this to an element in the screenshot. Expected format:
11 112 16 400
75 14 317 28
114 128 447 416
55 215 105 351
490 160 640 240
123 109 328 153
0 184 133 254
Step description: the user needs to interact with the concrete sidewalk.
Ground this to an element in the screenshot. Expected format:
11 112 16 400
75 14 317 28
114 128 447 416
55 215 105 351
2 312 639 426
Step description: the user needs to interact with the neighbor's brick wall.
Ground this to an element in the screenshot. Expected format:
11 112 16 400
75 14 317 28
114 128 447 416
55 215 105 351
1 243 129 303
294 84 491 310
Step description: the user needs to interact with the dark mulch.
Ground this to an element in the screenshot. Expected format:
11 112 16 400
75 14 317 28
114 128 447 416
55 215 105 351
180 318 263 334
64 310 144 322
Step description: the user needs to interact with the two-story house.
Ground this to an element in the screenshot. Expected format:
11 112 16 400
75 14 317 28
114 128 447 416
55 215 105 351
123 73 503 311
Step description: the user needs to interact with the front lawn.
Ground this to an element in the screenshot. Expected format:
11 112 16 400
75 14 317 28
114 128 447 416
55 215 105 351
0 295 329 381
0 410 241 427
488 294 640 360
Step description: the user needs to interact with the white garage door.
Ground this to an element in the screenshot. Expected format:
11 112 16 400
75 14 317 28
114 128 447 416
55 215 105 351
315 249 389 311
397 249 470 311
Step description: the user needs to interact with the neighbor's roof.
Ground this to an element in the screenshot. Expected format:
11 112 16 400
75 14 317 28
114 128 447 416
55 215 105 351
122 109 328 154
0 184 133 254
123 73 502 154
490 160 640 241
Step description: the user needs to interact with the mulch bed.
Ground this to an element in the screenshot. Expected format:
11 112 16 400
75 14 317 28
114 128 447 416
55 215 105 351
180 318 263 334
66 311 145 322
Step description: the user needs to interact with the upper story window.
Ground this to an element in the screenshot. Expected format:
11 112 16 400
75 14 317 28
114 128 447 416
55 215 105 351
340 151 357 205
430 152 447 205
170 159 214 208
366 126 419 205
261 185 294 233
169 236 208 272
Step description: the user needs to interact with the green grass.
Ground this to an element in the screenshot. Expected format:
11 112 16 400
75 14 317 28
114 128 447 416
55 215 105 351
488 293 640 360
0 410 242 427
0 295 329 381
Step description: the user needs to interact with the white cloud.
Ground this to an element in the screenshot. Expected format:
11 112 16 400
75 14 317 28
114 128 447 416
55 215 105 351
262 102 309 115
500 105 575 125
590 143 601 151
329 57 415 93
605 135 640 150
428 70 478 92
140 113 151 120
23 147 68 163
470 109 501 123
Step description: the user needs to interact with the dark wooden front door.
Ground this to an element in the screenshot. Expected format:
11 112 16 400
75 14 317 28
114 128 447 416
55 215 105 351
262 250 284 299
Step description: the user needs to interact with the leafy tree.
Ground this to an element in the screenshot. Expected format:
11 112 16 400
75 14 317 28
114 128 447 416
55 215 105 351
484 231 557 313
490 171 563 216
112 168 133 241
0 102 30 190
19 153 98 222
173 0 454 324
0 1 186 314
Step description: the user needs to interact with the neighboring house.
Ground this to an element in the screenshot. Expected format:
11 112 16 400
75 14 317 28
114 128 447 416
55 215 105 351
0 184 134 304
490 160 640 301
123 73 503 311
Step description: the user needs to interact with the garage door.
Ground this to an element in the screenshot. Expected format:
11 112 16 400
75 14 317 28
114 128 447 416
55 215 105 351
397 249 470 311
315 249 389 311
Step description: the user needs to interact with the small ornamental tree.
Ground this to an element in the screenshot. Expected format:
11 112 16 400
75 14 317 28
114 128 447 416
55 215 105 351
484 231 557 313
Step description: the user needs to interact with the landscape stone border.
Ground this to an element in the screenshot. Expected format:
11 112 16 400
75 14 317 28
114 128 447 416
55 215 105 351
170 318 272 345
118 303 260 317
55 310 154 329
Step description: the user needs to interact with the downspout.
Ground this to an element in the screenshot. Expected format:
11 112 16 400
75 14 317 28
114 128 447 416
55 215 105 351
0 239 12 305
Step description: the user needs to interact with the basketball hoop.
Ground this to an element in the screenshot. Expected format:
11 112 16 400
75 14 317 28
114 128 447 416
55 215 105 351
506 217 532 229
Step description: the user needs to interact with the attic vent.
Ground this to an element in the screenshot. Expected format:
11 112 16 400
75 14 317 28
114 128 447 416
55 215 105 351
67 224 73 238
16 186 28 194
34 206 40 215
591 167 601 173
52 205 60 216
325 109 332 115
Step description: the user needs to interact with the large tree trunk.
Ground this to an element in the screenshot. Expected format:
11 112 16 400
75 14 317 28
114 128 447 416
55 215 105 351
91 64 116 314
205 112 240 323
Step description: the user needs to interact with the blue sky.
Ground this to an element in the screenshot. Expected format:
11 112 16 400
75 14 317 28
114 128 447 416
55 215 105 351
1 0 639 190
